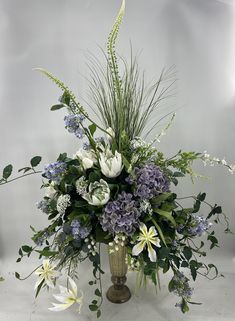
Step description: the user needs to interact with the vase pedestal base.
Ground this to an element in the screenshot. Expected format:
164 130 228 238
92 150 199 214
106 276 131 304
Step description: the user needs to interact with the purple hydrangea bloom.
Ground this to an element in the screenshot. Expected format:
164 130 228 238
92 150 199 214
127 164 170 199
70 219 91 239
43 161 67 183
177 214 212 237
100 192 142 236
64 114 85 138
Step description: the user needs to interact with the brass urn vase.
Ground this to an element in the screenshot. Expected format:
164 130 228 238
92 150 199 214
106 244 131 303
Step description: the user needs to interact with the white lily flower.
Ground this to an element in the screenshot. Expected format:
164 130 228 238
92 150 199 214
74 148 97 170
99 150 123 178
35 259 59 289
132 223 161 262
82 179 110 206
49 277 83 312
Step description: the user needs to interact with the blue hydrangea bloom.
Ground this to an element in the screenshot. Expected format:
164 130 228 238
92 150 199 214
70 219 91 239
37 199 50 214
177 214 212 237
64 114 85 138
100 192 142 236
127 164 170 199
43 161 67 183
171 271 193 300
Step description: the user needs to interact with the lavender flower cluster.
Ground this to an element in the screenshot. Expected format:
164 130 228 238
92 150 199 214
37 199 51 214
43 161 67 183
64 114 85 138
127 164 170 199
171 271 193 301
70 219 91 239
100 192 142 236
177 214 212 237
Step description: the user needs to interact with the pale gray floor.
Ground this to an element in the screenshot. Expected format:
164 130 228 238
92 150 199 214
0 250 235 321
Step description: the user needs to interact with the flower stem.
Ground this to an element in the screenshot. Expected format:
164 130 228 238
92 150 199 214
0 171 42 186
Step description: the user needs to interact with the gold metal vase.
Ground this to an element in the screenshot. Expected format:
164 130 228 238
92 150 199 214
106 245 131 303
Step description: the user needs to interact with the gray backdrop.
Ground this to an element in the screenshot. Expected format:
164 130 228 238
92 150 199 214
0 1 235 320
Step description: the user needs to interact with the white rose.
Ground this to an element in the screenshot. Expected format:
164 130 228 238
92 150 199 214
74 148 97 170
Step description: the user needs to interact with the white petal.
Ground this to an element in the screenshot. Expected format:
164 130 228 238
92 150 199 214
147 243 157 262
35 267 44 276
59 285 68 294
132 241 145 256
45 277 55 288
148 226 157 237
68 277 78 297
139 223 148 236
52 294 68 304
43 259 50 269
83 158 93 170
48 302 71 312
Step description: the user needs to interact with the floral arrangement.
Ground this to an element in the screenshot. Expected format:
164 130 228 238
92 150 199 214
1 0 234 318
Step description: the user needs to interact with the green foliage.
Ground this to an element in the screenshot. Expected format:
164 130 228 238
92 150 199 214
107 0 125 96
3 164 13 179
30 156 42 167
50 103 66 111
34 68 86 116
89 124 97 137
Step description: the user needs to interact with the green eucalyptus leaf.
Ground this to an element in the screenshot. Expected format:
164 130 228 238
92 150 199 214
158 247 171 259
30 156 42 167
22 245 32 253
181 299 189 313
95 288 102 297
88 124 97 136
51 103 66 111
190 266 197 281
3 164 13 179
183 247 192 261
89 304 98 311
197 192 206 202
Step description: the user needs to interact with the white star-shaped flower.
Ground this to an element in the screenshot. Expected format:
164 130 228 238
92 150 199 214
35 259 59 289
49 277 83 312
132 223 161 262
